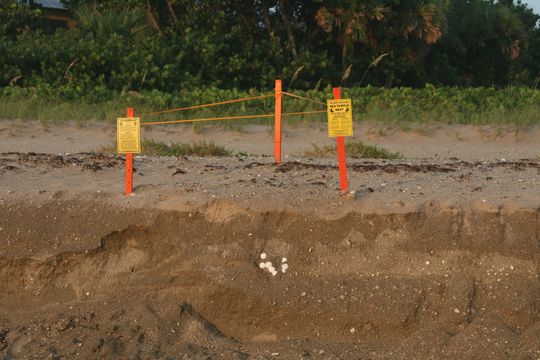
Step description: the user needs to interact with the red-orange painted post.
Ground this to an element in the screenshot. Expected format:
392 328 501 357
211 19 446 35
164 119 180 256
125 107 134 195
333 87 348 193
274 79 282 164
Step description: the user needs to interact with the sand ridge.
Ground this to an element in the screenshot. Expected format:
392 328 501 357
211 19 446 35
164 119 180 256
0 122 538 358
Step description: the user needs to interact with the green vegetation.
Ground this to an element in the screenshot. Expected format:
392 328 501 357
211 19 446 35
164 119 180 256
1 86 538 126
0 1 539 127
99 139 232 157
1 0 539 92
305 141 401 160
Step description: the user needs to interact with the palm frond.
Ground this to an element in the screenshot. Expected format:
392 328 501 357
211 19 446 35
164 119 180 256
358 53 388 87
288 65 304 90
340 64 352 86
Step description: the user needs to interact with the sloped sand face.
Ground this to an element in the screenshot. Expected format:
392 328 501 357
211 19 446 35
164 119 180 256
0 194 538 358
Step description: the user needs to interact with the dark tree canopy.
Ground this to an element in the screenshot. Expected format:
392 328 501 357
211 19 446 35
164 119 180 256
1 0 539 92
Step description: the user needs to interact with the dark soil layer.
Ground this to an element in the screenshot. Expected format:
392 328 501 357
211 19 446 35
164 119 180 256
0 198 538 359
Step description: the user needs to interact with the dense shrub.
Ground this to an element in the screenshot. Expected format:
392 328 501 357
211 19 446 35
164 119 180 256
1 85 538 126
1 1 539 92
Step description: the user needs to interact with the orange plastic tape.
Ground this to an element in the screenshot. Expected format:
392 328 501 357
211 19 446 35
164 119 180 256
282 110 326 117
140 110 326 126
282 91 327 106
141 113 274 126
141 93 274 117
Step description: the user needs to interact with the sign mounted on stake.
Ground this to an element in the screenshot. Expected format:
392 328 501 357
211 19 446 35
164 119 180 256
117 117 141 154
327 99 353 137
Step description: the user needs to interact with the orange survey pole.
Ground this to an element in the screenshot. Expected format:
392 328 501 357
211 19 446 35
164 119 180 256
125 107 134 195
333 87 348 193
274 79 282 164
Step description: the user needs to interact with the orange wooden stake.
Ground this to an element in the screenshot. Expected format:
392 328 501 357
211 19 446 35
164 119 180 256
333 87 349 193
274 79 282 164
125 107 135 195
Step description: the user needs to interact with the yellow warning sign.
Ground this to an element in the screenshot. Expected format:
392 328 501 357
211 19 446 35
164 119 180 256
327 99 353 137
117 117 141 153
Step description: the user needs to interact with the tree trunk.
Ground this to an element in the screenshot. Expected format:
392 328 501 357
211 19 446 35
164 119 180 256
262 0 274 37
166 0 179 24
278 0 298 60
341 38 348 69
262 0 280 48
242 0 257 49
146 0 163 34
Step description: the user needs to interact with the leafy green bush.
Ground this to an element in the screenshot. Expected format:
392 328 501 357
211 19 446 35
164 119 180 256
3 84 539 126
1 0 540 94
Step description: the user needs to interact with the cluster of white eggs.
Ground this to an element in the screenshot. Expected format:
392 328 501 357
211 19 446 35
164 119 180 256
258 252 289 276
